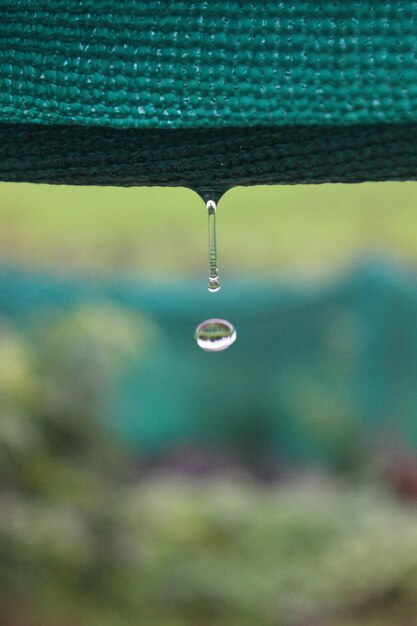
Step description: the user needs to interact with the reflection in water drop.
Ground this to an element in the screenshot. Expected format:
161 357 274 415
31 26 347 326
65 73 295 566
195 318 237 352
208 278 220 292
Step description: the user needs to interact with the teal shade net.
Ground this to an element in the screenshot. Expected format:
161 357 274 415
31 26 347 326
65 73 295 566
1 263 416 467
1 1 417 130
1 2 417 198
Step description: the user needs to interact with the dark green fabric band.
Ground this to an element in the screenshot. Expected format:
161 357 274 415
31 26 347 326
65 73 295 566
1 122 416 200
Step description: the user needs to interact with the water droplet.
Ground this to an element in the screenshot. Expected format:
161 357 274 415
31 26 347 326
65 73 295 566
195 199 237 350
208 279 220 292
195 318 237 352
207 200 219 291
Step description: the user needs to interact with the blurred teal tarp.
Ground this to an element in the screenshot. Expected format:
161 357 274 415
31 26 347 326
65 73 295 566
0 262 416 467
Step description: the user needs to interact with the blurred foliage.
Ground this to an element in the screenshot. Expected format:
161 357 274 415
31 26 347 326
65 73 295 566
1 182 417 275
0 306 146 625
0 308 416 625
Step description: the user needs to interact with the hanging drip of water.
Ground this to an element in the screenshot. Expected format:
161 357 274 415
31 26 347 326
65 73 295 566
207 200 220 292
195 199 237 352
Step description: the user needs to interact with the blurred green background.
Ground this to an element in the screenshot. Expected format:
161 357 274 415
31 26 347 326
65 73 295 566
0 181 417 626
1 181 417 275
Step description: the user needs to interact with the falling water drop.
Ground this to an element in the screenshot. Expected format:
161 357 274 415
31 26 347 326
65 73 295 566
195 198 237 351
195 319 237 352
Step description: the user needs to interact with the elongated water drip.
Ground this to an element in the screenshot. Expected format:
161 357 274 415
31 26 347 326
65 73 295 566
207 200 220 292
195 198 237 352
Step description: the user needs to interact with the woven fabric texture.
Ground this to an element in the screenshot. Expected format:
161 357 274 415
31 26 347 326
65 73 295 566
1 1 417 190
2 122 417 201
1 1 417 129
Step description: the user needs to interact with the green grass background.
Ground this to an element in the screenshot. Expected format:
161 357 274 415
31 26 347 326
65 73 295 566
0 181 416 275
1 182 417 626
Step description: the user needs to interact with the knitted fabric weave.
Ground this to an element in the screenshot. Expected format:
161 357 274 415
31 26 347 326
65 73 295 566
1 1 417 196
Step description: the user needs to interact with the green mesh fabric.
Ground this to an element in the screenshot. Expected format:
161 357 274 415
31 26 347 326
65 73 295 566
1 122 417 202
2 1 417 129
1 1 417 194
